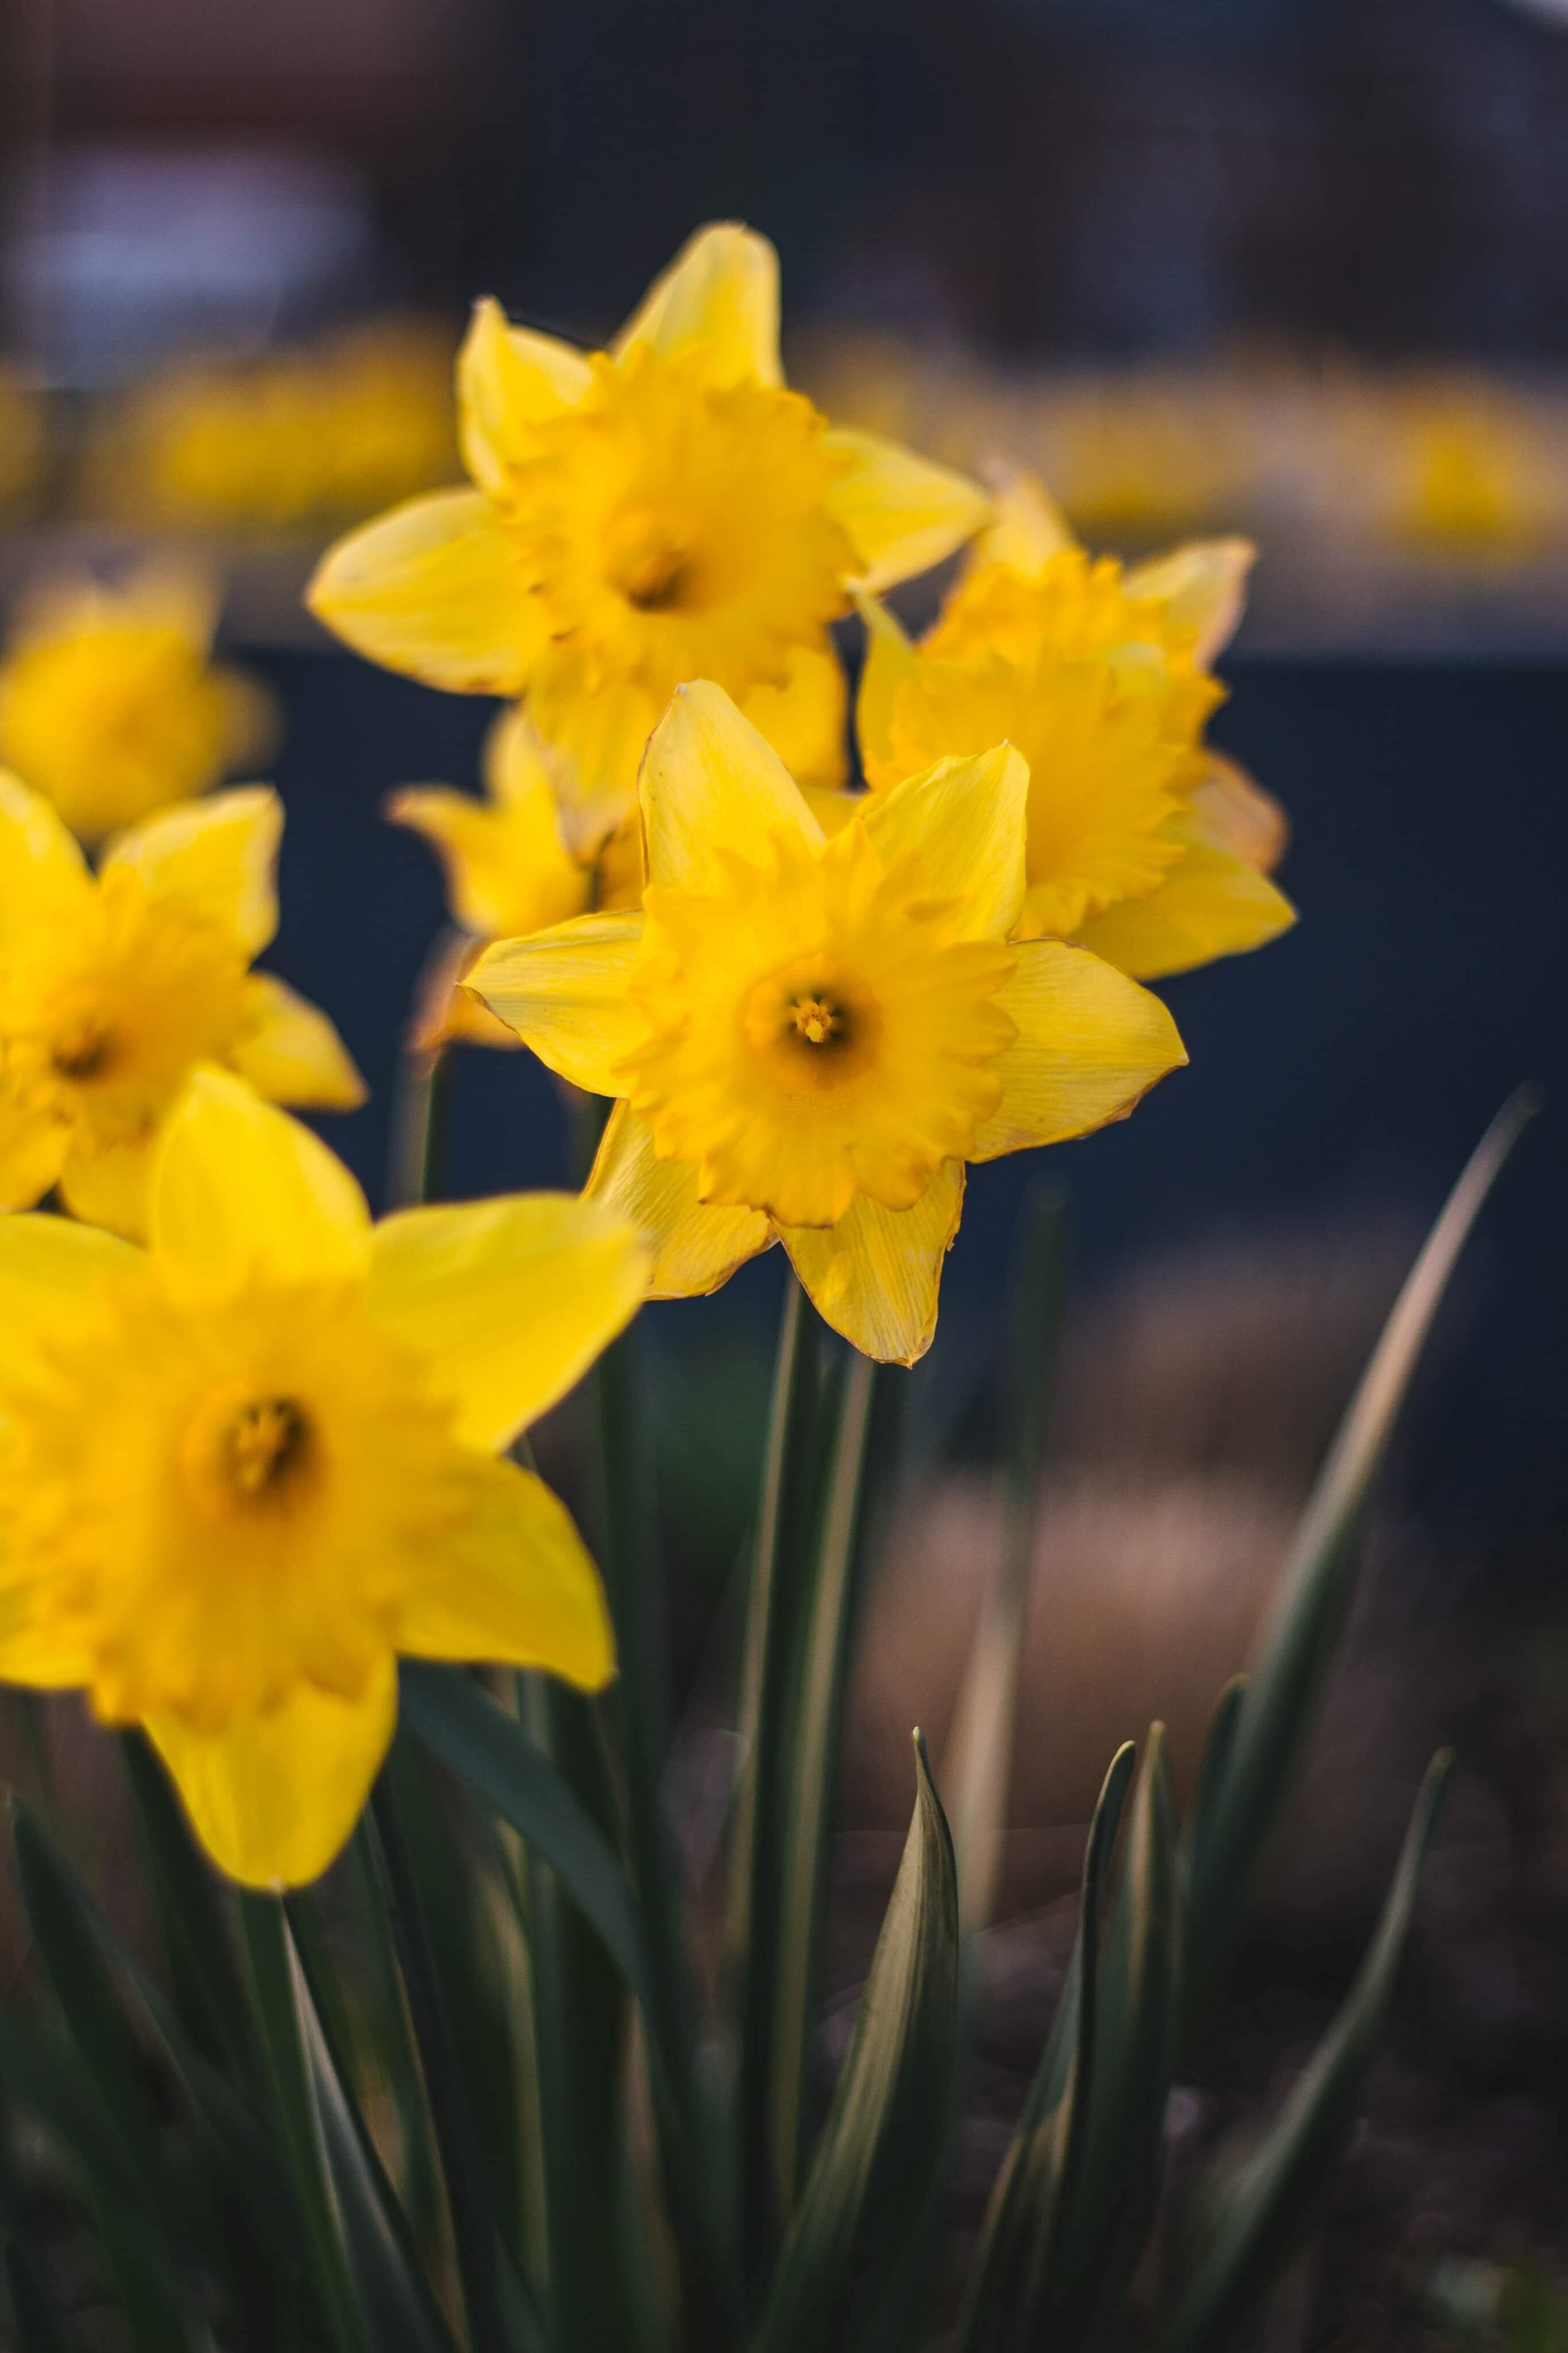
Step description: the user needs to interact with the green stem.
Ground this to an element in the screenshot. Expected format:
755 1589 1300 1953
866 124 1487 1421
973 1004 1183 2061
387 1043 451 1213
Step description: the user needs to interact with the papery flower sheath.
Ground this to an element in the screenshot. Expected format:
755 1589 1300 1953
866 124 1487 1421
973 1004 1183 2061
468 682 1185 1364
856 470 1295 981
0 568 276 839
0 1070 648 1885
309 223 988 847
0 775 362 1236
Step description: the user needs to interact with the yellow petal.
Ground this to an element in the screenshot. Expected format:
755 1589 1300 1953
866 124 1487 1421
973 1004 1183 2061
737 638 848 789
307 490 543 696
57 1133 156 1240
824 427 990 593
1122 538 1256 666
969 943 1186 1160
146 1657 396 1888
229 975 367 1109
400 1453 613 1688
467 911 646 1091
524 665 661 853
639 681 820 893
859 744 1028 942
102 785 281 955
150 1068 372 1301
0 769 92 931
0 1611 91 1688
1186 752 1289 874
0 1210 139 1387
586 1103 771 1297
612 222 782 387
457 296 592 495
0 1091 68 1213
368 1191 648 1452
779 1161 965 1365
852 594 917 788
1071 839 1296 981
801 784 861 838
391 719 591 940
964 465 1077 578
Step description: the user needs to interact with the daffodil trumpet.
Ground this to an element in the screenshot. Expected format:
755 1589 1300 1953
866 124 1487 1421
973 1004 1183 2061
468 680 1187 1365
0 1070 650 1886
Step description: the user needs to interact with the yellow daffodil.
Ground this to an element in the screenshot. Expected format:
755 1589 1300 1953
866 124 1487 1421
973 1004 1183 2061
308 223 988 846
855 472 1295 982
0 1069 647 1885
468 682 1184 1365
0 568 277 840
0 776 363 1237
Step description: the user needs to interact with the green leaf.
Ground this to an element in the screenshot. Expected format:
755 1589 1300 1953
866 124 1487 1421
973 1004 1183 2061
5 2237 69 2353
751 1729 960 2353
1161 1753 1451 2353
1045 1724 1180 2351
956 1741 1136 2353
119 1731 255 2084
1184 1091 1536 2010
400 1660 650 2009
944 1186 1069 1937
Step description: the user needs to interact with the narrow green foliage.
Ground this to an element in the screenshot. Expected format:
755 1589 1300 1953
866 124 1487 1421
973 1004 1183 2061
1184 1091 1535 2008
120 1731 255 2081
4 2237 69 2353
957 1740 1136 2352
752 1730 959 2353
1162 1752 1452 2353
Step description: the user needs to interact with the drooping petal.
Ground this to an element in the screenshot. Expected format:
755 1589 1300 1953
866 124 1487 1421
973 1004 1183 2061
57 1133 156 1241
0 1093 68 1214
229 975 367 1109
586 1103 771 1297
0 769 92 932
1122 538 1256 666
466 911 646 1091
969 943 1186 1160
1185 752 1289 874
150 1068 372 1301
400 1453 613 1688
307 490 543 696
859 744 1028 942
852 594 918 788
0 1210 139 1388
963 465 1077 578
639 681 821 893
526 664 661 852
612 222 782 387
368 1191 648 1452
779 1161 965 1365
389 777 588 944
457 296 593 495
824 428 990 593
1071 838 1296 981
145 1657 396 1888
737 638 849 788
103 785 281 954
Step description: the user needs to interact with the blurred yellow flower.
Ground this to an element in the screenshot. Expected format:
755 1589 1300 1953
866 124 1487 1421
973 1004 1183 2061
0 778 362 1236
1387 397 1538 556
468 682 1184 1364
856 472 1295 981
0 366 44 514
0 1069 646 1885
0 569 277 839
309 223 988 844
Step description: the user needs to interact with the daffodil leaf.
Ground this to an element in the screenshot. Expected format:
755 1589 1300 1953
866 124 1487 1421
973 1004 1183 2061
1042 1726 1180 2351
4 2237 70 2353
1183 1089 1536 2012
956 1739 1137 2352
751 1729 960 2353
399 1661 651 2010
1161 1753 1451 2353
120 1729 256 2085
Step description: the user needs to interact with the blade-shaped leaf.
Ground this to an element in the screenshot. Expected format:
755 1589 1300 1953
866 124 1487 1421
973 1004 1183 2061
119 1731 255 2084
1184 1091 1535 2008
5 2238 69 2353
752 1729 959 2353
956 1741 1136 2353
1162 1753 1451 2353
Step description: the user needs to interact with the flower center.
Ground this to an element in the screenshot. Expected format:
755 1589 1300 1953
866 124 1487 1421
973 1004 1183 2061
50 1013 115 1082
217 1397 312 1503
604 508 692 612
788 991 847 1048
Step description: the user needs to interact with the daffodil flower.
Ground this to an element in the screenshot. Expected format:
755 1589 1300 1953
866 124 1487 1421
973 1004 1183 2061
0 1070 648 1885
468 682 1185 1364
0 568 277 839
308 223 988 847
0 775 363 1236
856 471 1295 981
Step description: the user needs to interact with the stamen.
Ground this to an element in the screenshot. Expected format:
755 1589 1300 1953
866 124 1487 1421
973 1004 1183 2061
605 508 691 611
50 1017 113 1081
789 993 845 1047
219 1398 311 1500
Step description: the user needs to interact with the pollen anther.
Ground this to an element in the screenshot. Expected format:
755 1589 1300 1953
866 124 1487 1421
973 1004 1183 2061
219 1397 312 1501
788 992 845 1047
